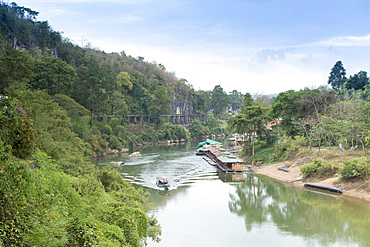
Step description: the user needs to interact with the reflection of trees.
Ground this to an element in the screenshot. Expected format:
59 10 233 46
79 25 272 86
229 175 370 246
229 175 270 230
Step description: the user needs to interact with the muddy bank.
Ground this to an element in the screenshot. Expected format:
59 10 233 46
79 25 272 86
251 162 370 202
245 148 370 202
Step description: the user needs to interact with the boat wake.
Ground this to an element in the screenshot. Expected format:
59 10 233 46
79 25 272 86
120 165 218 191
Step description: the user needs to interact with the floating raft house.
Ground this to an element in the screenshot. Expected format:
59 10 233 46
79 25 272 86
198 140 245 173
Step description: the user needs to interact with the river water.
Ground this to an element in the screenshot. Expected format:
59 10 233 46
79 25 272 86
95 140 370 247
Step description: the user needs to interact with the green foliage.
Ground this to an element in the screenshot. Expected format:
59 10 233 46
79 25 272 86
53 94 90 117
0 3 61 51
248 146 274 164
228 95 270 155
328 61 347 90
211 85 228 117
203 114 220 131
0 97 35 159
0 45 35 92
116 71 133 90
0 148 160 246
339 157 370 180
345 71 369 91
228 90 244 112
245 139 298 163
148 86 172 125
300 162 319 179
300 159 338 179
72 115 92 141
193 90 211 114
0 151 78 246
107 135 123 149
31 56 77 96
269 140 299 163
187 119 210 137
12 90 88 160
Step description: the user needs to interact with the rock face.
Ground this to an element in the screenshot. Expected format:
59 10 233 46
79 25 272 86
169 98 193 114
128 151 141 157
108 161 124 166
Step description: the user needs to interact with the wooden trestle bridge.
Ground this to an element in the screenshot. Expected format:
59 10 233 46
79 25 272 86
101 114 205 125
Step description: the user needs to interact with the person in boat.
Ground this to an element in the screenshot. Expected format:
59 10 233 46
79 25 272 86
158 177 168 185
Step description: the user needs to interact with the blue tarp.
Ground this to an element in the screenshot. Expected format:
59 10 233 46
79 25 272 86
196 139 222 147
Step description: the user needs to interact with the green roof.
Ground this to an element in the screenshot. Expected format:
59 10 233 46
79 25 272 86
196 139 222 147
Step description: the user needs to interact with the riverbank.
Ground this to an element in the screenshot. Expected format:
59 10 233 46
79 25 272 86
248 148 370 202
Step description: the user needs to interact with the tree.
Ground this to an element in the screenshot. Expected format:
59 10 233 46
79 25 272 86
52 94 90 117
345 71 369 91
270 90 302 137
193 89 211 114
73 56 111 117
326 98 367 151
211 85 228 117
187 119 210 137
148 86 171 125
115 71 133 91
297 86 336 116
0 97 35 158
31 56 77 96
328 61 347 90
0 46 35 93
229 90 244 113
228 93 270 155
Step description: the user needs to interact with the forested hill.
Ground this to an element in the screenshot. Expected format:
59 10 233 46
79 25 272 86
0 1 195 116
0 1 247 155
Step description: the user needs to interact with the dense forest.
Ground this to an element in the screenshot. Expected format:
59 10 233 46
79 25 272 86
0 2 246 246
0 2 247 154
2 1 370 246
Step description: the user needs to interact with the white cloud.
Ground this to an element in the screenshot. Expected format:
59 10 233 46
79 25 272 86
317 34 370 47
115 15 145 23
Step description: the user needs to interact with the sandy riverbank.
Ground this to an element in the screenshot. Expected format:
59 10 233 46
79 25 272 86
251 162 370 202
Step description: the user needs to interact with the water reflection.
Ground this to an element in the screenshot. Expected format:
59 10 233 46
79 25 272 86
229 175 370 246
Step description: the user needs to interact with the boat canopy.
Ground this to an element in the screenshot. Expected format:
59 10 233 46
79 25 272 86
196 139 222 147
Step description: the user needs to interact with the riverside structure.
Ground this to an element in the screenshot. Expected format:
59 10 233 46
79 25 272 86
197 140 245 173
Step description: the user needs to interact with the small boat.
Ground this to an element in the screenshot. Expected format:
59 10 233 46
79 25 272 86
156 177 170 188
304 183 342 193
277 168 290 172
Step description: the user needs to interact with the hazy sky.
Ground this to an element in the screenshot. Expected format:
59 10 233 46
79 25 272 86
12 0 370 94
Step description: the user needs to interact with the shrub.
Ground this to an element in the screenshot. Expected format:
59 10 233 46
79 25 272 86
300 159 337 179
268 141 299 163
300 162 319 179
339 157 370 180
108 135 123 150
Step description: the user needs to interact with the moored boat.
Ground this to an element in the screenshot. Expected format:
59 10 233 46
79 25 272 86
304 183 342 193
277 168 290 172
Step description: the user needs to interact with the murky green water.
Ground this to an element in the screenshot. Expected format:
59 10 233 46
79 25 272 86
95 141 370 247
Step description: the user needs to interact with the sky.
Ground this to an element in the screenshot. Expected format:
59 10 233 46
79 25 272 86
10 0 370 95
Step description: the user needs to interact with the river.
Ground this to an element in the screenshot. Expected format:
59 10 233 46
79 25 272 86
95 140 370 247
